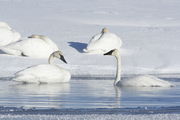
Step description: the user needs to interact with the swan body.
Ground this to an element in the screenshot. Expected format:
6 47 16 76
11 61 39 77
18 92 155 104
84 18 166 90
104 49 173 87
1 35 59 58
13 51 71 83
13 64 71 83
83 28 122 54
119 75 173 87
0 22 21 46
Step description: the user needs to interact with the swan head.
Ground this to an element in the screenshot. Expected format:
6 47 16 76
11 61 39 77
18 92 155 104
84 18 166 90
104 49 119 57
102 28 109 33
28 34 48 40
48 51 67 64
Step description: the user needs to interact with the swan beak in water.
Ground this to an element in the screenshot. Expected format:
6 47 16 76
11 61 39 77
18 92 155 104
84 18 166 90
60 55 67 64
104 50 114 56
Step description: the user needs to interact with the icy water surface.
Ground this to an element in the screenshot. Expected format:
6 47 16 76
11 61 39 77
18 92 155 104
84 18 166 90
0 76 179 109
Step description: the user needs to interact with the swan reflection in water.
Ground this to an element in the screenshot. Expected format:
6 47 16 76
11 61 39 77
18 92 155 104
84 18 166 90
0 77 174 109
10 83 70 108
114 84 173 108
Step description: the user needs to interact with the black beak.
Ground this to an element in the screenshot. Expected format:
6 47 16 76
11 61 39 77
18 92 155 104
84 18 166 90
104 50 114 56
60 55 67 64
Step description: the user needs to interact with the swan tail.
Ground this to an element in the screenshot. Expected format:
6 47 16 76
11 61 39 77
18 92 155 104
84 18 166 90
83 48 88 52
0 47 22 56
12 74 38 83
83 48 94 54
83 48 106 54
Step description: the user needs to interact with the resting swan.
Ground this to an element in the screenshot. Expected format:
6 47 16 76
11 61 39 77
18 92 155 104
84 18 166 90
83 28 122 54
12 51 71 83
104 49 174 87
0 22 21 46
0 35 59 58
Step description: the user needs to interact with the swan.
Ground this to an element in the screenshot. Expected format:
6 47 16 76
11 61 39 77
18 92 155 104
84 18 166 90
12 51 71 83
83 28 122 54
104 49 174 87
0 22 21 46
0 35 59 58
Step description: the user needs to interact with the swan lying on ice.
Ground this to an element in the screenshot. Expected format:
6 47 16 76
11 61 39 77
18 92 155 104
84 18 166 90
1 35 59 58
104 49 174 87
83 28 122 54
12 51 71 83
0 22 21 46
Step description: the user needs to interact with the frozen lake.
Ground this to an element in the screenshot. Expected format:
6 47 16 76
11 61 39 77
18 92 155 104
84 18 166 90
0 76 179 110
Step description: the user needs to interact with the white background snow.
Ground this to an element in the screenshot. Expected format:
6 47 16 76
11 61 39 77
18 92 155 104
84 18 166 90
0 0 180 77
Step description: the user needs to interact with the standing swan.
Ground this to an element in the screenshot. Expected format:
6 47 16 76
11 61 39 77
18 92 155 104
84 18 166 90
13 51 71 83
83 28 122 54
0 35 59 58
104 49 173 87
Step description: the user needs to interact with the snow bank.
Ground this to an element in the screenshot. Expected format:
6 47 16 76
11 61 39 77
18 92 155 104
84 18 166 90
0 0 180 77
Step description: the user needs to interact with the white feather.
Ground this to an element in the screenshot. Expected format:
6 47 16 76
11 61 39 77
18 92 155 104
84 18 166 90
1 35 59 58
0 22 21 46
84 29 122 54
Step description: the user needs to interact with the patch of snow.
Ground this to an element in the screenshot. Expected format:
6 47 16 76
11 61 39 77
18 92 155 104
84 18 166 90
0 0 180 77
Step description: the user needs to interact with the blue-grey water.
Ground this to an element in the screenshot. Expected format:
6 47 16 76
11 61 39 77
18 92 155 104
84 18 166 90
0 76 180 114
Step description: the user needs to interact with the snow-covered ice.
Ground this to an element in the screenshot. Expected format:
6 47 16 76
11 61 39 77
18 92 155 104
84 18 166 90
0 0 180 77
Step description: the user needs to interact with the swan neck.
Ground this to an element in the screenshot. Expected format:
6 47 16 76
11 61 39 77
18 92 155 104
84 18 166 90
48 54 54 64
114 54 121 85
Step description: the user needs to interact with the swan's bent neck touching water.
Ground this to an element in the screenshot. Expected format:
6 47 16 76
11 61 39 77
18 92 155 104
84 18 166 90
13 50 71 84
104 49 121 85
104 49 173 87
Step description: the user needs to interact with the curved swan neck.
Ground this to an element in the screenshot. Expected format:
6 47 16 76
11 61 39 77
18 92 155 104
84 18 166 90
48 54 54 64
114 52 121 85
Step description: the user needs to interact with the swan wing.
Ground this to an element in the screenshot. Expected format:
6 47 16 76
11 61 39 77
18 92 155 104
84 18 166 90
121 75 173 87
0 28 20 46
1 38 58 58
84 33 122 54
13 64 71 83
83 33 102 52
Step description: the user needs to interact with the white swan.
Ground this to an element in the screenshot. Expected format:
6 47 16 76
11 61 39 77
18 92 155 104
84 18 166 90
0 22 21 46
12 51 71 83
83 28 122 54
0 35 59 58
104 49 174 87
